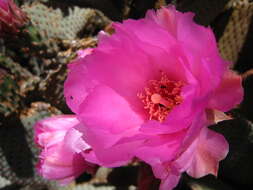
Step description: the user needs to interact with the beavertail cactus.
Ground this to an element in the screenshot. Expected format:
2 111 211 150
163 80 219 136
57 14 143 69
22 2 110 40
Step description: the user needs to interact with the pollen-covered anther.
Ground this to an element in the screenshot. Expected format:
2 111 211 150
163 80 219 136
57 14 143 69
138 73 184 122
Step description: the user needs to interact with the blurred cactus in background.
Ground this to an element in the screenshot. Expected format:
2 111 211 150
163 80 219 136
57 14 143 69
22 2 110 40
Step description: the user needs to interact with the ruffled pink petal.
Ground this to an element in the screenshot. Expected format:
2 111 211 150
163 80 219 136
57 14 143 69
34 115 79 147
165 114 228 179
186 127 229 178
134 132 185 166
91 140 143 167
208 70 243 112
112 15 189 83
112 17 176 54
35 115 97 183
140 113 206 189
76 85 143 166
180 112 207 151
64 127 91 154
148 6 228 90
150 6 218 57
152 162 181 190
37 147 88 184
159 173 181 190
64 43 155 115
64 53 99 114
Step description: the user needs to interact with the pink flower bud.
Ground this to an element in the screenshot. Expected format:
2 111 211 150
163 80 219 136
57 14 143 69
34 115 97 184
0 0 27 34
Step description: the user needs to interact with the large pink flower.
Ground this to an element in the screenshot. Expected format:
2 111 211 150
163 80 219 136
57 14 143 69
63 6 243 190
0 0 27 34
35 115 97 184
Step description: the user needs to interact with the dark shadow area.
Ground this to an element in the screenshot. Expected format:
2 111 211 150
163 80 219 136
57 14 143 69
0 184 48 190
211 8 233 40
107 166 138 186
176 0 229 25
47 0 123 21
0 184 21 190
48 0 158 21
182 174 236 190
240 74 253 122
210 119 253 189
128 0 157 19
0 114 34 179
175 174 196 190
75 172 93 184
137 163 160 190
234 18 253 73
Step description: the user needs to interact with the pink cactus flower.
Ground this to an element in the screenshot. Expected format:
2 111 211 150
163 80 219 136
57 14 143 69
63 6 243 190
0 0 27 34
35 115 97 184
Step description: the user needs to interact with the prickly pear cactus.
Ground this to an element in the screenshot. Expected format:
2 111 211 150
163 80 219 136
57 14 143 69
22 2 110 40
218 0 253 63
0 55 40 116
0 68 21 116
0 102 63 189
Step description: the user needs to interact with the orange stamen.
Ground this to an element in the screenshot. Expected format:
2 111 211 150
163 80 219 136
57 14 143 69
138 72 184 122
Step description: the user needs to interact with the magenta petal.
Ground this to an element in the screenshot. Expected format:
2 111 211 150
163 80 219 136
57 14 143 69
37 147 87 184
135 132 185 166
154 163 181 190
76 85 143 165
208 70 243 111
159 173 181 190
65 40 155 115
153 6 218 56
64 127 91 154
92 141 143 167
34 115 79 147
37 143 93 184
186 128 229 178
149 6 228 90
112 17 176 52
35 115 97 183
64 59 99 113
112 16 192 83
64 47 95 113
78 85 143 139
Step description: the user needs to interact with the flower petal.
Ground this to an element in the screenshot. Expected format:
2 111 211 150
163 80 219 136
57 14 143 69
208 70 243 111
134 132 185 166
159 172 181 190
37 128 96 184
76 85 143 166
186 128 229 178
34 115 79 147
64 57 99 113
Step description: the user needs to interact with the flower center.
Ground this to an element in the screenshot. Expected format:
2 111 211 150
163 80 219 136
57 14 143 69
137 72 183 122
